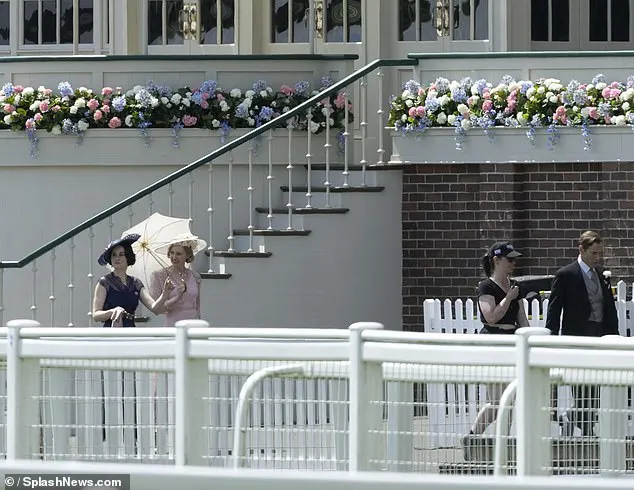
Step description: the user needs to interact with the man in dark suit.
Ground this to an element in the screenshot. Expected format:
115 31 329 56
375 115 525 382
546 230 619 436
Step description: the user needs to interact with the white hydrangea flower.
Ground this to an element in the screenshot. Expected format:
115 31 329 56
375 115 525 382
37 85 47 93
150 97 159 108
447 114 457 125
621 88 634 101
125 115 134 127
161 96 169 105
526 87 536 98
437 112 447 124
549 95 559 104
405 99 413 107
245 90 255 98
259 90 268 98
401 89 412 99
77 120 89 131
580 107 591 118
247 117 255 126
3 114 12 124
74 98 86 108
170 93 182 104
13 94 21 104
230 88 242 98
51 125 61 135
623 102 631 111
309 121 321 133
181 98 190 107
613 114 627 126
439 95 450 106
517 112 528 125
461 118 472 129
212 119 220 128
22 87 35 96
29 101 40 111
537 86 546 94
400 114 407 122
596 82 607 91
69 106 78 114
457 103 469 115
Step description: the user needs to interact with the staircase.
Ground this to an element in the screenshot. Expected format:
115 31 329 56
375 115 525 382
442 435 634 475
195 162 404 329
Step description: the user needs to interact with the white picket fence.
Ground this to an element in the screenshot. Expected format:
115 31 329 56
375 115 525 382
421 280 633 447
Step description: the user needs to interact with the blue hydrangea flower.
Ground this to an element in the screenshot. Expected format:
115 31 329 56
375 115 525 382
473 79 488 96
235 103 249 119
58 81 74 98
403 80 421 93
135 88 153 108
519 81 533 95
320 76 334 89
592 74 606 85
1 82 13 97
295 81 310 96
200 80 218 94
451 87 467 103
146 81 172 97
258 106 274 122
252 80 268 93
112 96 126 112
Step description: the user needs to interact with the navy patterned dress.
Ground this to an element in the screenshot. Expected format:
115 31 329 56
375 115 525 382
98 273 144 327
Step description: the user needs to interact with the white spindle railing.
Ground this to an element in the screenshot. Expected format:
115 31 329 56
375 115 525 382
207 159 215 272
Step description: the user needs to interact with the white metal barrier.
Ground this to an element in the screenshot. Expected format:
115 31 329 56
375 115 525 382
2 318 634 478
2 460 634 490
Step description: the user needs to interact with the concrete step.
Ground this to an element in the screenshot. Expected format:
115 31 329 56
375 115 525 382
254 206 349 230
281 185 384 208
463 434 634 471
309 168 377 187
232 229 311 253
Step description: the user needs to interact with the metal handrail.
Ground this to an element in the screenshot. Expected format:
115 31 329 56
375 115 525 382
0 57 418 270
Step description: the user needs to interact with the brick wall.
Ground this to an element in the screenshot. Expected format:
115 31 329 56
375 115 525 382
402 162 634 332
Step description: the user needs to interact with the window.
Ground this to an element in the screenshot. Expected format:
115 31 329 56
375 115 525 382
271 0 362 44
23 0 94 45
0 1 9 45
147 0 235 46
398 0 488 42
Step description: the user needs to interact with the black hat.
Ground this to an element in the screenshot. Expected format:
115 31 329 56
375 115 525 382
98 234 140 266
487 241 523 259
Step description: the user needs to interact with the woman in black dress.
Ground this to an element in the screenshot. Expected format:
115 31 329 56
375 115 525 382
463 241 529 454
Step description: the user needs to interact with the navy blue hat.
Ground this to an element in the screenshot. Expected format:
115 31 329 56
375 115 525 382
487 241 523 259
98 234 140 266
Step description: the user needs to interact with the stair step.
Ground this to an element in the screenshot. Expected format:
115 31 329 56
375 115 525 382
280 185 384 193
200 272 232 279
233 229 311 236
208 251 272 258
439 463 496 475
307 163 407 171
254 207 349 214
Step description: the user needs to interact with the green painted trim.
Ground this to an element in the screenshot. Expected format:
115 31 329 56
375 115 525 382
408 50 634 60
0 57 417 269
0 54 359 63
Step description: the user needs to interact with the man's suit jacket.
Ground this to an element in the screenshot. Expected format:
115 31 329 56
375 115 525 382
545 261 619 337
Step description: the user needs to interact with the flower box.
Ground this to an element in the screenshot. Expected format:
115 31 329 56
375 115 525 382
388 126 634 164
0 128 342 167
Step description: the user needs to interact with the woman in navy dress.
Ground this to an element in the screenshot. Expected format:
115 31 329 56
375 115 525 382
92 234 173 327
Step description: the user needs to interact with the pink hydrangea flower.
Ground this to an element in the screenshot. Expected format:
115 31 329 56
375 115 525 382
334 93 346 109
33 113 43 122
87 98 99 111
182 114 197 127
108 117 122 129
101 87 114 96
101 104 110 114
3 104 15 113
25 118 36 129
408 107 417 117
13 85 24 94
51 105 61 112
280 85 294 96
94 110 103 121
39 100 50 112
482 100 493 112
553 105 567 124
416 106 425 117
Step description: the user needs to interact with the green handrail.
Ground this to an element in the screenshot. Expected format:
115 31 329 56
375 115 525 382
408 50 634 60
0 57 418 269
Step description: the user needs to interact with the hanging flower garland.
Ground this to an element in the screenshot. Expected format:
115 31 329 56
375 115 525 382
388 74 634 151
0 77 354 158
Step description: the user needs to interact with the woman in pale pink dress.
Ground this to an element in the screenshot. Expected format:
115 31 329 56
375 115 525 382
150 241 201 326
